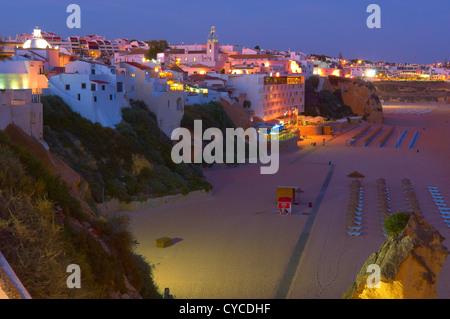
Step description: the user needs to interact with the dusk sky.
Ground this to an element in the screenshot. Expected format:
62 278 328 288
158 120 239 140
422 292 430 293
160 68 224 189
1 0 448 64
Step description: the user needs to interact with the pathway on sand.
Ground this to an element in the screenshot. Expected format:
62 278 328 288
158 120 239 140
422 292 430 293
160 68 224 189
274 164 335 298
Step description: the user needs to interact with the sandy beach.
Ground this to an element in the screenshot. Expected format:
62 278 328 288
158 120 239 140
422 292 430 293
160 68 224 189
124 103 450 299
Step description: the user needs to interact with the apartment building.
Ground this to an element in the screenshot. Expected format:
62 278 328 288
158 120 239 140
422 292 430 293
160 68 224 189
217 73 305 121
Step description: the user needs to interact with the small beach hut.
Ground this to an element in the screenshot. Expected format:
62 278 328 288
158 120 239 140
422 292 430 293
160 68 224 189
276 186 303 204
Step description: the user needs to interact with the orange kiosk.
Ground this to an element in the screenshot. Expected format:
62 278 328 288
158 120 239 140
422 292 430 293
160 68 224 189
276 186 301 205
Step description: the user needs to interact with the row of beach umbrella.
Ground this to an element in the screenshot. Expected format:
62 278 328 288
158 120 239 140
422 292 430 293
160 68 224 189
377 178 392 237
346 180 364 237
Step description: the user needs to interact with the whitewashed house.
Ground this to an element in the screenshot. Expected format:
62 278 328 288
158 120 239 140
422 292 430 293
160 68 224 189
117 61 184 137
45 59 129 127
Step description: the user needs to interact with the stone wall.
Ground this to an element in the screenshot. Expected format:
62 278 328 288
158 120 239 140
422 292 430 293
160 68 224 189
104 190 211 213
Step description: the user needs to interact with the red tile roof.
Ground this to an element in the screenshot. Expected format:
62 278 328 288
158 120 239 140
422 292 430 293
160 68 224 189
124 61 153 70
91 80 109 84
228 54 276 60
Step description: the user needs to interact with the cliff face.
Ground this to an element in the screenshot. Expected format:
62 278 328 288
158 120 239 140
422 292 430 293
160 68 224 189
344 213 448 299
373 81 450 104
2 124 144 299
323 76 383 123
219 97 252 129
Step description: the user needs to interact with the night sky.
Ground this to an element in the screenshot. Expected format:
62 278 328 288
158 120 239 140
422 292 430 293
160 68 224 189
1 0 448 64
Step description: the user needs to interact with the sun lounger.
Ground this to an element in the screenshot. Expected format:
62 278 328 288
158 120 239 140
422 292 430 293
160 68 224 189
348 226 362 231
436 203 447 207
347 231 361 237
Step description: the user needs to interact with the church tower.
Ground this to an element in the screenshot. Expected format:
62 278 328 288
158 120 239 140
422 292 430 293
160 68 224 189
206 26 219 62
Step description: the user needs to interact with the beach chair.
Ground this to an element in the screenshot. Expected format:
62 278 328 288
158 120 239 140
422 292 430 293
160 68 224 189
347 231 361 237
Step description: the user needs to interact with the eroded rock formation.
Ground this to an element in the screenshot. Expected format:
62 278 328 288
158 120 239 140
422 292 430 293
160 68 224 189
323 76 384 123
344 213 448 299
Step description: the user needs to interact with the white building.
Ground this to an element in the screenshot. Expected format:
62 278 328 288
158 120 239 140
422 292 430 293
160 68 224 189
0 59 48 93
118 61 185 136
45 60 129 127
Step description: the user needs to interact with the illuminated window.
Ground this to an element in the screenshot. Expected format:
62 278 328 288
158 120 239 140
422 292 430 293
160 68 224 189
193 57 196 62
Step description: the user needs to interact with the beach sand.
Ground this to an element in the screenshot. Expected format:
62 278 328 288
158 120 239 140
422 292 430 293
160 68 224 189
124 103 450 299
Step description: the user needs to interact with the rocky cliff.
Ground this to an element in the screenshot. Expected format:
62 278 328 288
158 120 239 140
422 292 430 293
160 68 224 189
323 76 383 123
373 81 450 104
344 213 448 299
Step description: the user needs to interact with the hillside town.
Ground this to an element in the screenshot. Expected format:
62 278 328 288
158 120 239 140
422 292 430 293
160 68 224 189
1 26 448 141
1 0 450 303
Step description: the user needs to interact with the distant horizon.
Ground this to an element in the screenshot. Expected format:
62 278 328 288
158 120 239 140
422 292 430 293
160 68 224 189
1 0 448 65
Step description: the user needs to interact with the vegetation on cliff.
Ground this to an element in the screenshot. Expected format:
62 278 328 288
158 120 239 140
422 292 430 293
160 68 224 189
43 96 211 203
384 211 410 237
303 75 354 119
0 131 161 298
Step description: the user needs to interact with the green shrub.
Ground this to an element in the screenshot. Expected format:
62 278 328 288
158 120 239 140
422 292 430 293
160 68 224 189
384 211 410 237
